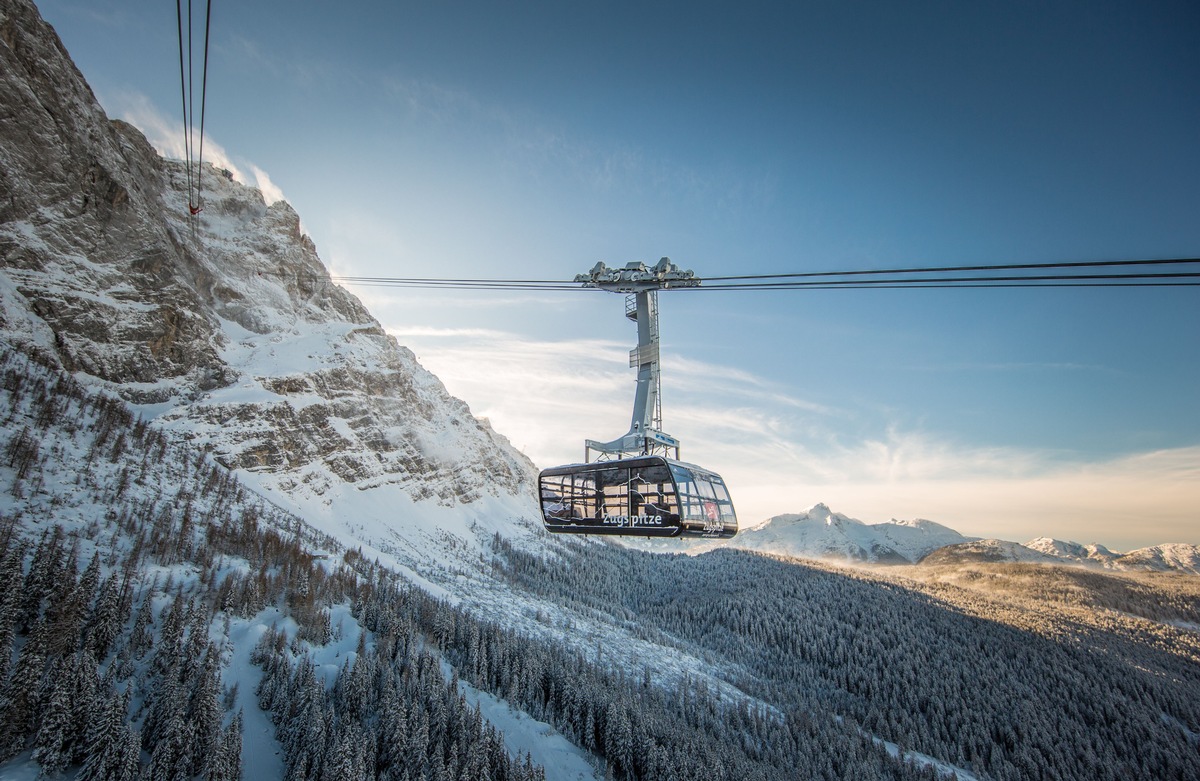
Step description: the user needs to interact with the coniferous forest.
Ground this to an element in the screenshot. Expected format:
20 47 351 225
488 536 1200 781
1 343 1199 780
0 346 547 780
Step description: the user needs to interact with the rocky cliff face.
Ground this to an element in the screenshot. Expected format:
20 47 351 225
1 0 222 386
0 0 537 550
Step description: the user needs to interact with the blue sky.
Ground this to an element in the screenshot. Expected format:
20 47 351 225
38 0 1199 548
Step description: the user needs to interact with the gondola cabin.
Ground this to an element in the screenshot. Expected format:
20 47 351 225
539 456 738 538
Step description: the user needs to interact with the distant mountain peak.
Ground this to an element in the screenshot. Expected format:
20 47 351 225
731 502 1200 575
731 504 972 564
924 537 1200 575
890 517 948 531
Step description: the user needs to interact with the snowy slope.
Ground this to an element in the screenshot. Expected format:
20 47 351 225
1024 537 1121 567
872 516 974 562
0 343 598 781
919 539 1063 565
1117 544 1200 575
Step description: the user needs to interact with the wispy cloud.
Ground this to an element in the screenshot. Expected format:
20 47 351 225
225 34 343 91
667 354 837 415
372 72 767 212
250 166 286 206
802 446 1200 551
388 326 515 340
102 91 288 206
918 361 1120 374
384 323 1200 548
109 91 238 175
380 75 486 126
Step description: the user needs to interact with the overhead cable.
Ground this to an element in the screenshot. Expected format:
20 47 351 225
176 0 213 216
327 257 1200 292
700 256 1200 282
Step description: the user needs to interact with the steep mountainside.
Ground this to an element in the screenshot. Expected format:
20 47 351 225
0 345 581 781
0 0 539 571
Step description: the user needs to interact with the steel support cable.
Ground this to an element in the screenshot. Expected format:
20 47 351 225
334 276 577 286
175 0 192 210
686 283 1200 291
323 258 1200 291
335 282 582 291
332 277 580 290
328 273 1200 290
699 257 1200 282
175 0 213 215
330 278 1200 290
195 0 212 215
693 271 1200 290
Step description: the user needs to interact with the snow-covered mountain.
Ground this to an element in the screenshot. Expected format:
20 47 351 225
0 0 541 575
729 503 974 564
918 539 1063 566
731 507 1200 576
923 537 1200 574
1024 537 1120 567
1117 543 1200 575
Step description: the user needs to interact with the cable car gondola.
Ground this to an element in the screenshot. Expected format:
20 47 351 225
540 455 736 538
538 259 738 538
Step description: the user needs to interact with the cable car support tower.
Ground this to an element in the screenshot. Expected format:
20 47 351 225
539 258 736 538
576 258 699 463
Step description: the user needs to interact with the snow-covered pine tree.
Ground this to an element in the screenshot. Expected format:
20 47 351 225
77 687 130 781
30 655 75 774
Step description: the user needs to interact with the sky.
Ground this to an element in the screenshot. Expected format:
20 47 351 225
36 0 1200 550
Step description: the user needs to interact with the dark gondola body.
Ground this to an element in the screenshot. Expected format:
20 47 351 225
539 455 738 539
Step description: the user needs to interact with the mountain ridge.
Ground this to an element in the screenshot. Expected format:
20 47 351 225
726 502 973 564
729 503 1200 574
